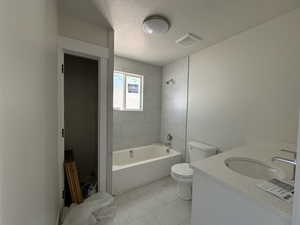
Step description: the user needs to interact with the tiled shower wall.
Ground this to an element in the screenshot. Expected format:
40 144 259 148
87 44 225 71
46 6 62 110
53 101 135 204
161 57 189 158
113 56 162 151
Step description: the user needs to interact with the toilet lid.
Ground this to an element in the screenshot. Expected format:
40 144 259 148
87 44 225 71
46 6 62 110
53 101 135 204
171 163 193 178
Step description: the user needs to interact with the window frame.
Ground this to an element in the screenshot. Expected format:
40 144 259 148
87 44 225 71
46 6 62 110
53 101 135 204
113 70 144 112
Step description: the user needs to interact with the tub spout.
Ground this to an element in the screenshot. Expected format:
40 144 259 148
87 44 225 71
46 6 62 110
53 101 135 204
129 150 134 158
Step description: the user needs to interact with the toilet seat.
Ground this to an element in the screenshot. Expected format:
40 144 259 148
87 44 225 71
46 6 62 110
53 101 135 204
171 163 193 182
170 142 218 200
171 163 193 200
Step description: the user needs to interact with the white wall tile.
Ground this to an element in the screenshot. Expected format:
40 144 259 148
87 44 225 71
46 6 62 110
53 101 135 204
161 57 189 158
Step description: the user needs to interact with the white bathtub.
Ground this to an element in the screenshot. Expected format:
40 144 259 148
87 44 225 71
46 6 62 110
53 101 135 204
112 144 182 195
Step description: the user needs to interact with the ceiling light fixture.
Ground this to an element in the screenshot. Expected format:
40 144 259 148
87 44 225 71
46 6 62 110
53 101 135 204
142 15 170 35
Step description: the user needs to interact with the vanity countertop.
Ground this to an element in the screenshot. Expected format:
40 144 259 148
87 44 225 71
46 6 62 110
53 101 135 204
191 143 294 222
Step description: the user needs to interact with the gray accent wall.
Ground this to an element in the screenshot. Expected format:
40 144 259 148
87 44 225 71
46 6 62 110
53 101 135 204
161 57 189 158
113 56 162 151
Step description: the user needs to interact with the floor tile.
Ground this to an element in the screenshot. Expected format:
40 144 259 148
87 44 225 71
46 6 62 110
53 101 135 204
151 199 191 225
114 176 191 225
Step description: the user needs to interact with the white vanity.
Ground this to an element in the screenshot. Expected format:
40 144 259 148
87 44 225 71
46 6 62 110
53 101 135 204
191 144 294 225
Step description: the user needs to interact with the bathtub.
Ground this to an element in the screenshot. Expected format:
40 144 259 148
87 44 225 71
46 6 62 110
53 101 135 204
112 144 182 195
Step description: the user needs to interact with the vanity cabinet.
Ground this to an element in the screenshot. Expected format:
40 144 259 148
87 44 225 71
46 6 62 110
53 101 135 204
191 170 291 225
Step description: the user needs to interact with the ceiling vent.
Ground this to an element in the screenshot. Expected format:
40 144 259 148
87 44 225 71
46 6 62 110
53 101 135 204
176 33 202 47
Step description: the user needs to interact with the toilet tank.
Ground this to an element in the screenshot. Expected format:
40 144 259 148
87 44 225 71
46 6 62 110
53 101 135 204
188 141 217 163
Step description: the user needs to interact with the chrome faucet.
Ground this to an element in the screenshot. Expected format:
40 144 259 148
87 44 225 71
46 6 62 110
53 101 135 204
272 149 297 181
165 134 173 147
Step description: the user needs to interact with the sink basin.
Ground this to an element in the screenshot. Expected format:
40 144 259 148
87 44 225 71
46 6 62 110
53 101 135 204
225 157 285 180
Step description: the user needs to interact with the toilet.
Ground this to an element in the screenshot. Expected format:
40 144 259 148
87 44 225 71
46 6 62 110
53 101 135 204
171 141 217 200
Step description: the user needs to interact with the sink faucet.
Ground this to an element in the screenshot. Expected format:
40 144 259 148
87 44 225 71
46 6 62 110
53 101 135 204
272 149 297 181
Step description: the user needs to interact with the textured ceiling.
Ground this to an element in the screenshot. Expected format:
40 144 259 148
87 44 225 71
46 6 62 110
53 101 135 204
63 0 300 66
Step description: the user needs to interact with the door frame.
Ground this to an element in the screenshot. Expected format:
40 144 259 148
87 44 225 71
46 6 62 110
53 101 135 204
292 111 300 225
57 37 112 207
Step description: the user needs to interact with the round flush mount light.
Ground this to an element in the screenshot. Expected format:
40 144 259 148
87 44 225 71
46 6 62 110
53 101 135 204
142 15 170 34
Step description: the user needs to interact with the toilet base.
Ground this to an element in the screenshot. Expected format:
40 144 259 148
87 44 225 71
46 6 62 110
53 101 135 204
176 182 192 201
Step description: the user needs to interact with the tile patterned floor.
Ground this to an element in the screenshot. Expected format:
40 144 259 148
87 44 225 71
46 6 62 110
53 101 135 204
113 176 191 225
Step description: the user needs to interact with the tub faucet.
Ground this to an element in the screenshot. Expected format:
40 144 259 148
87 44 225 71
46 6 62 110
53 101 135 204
165 134 173 147
272 149 297 181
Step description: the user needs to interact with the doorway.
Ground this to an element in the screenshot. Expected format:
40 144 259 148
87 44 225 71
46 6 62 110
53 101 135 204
63 54 98 205
57 37 112 208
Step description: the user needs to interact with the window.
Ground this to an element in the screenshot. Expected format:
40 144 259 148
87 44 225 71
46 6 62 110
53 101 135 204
113 71 143 111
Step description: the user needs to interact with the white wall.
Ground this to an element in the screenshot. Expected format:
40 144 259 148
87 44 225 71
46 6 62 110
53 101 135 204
59 14 109 48
0 0 59 225
161 57 189 158
188 8 300 151
113 56 162 150
57 11 114 193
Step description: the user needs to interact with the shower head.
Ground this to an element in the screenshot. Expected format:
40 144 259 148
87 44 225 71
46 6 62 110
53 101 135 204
165 78 175 85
